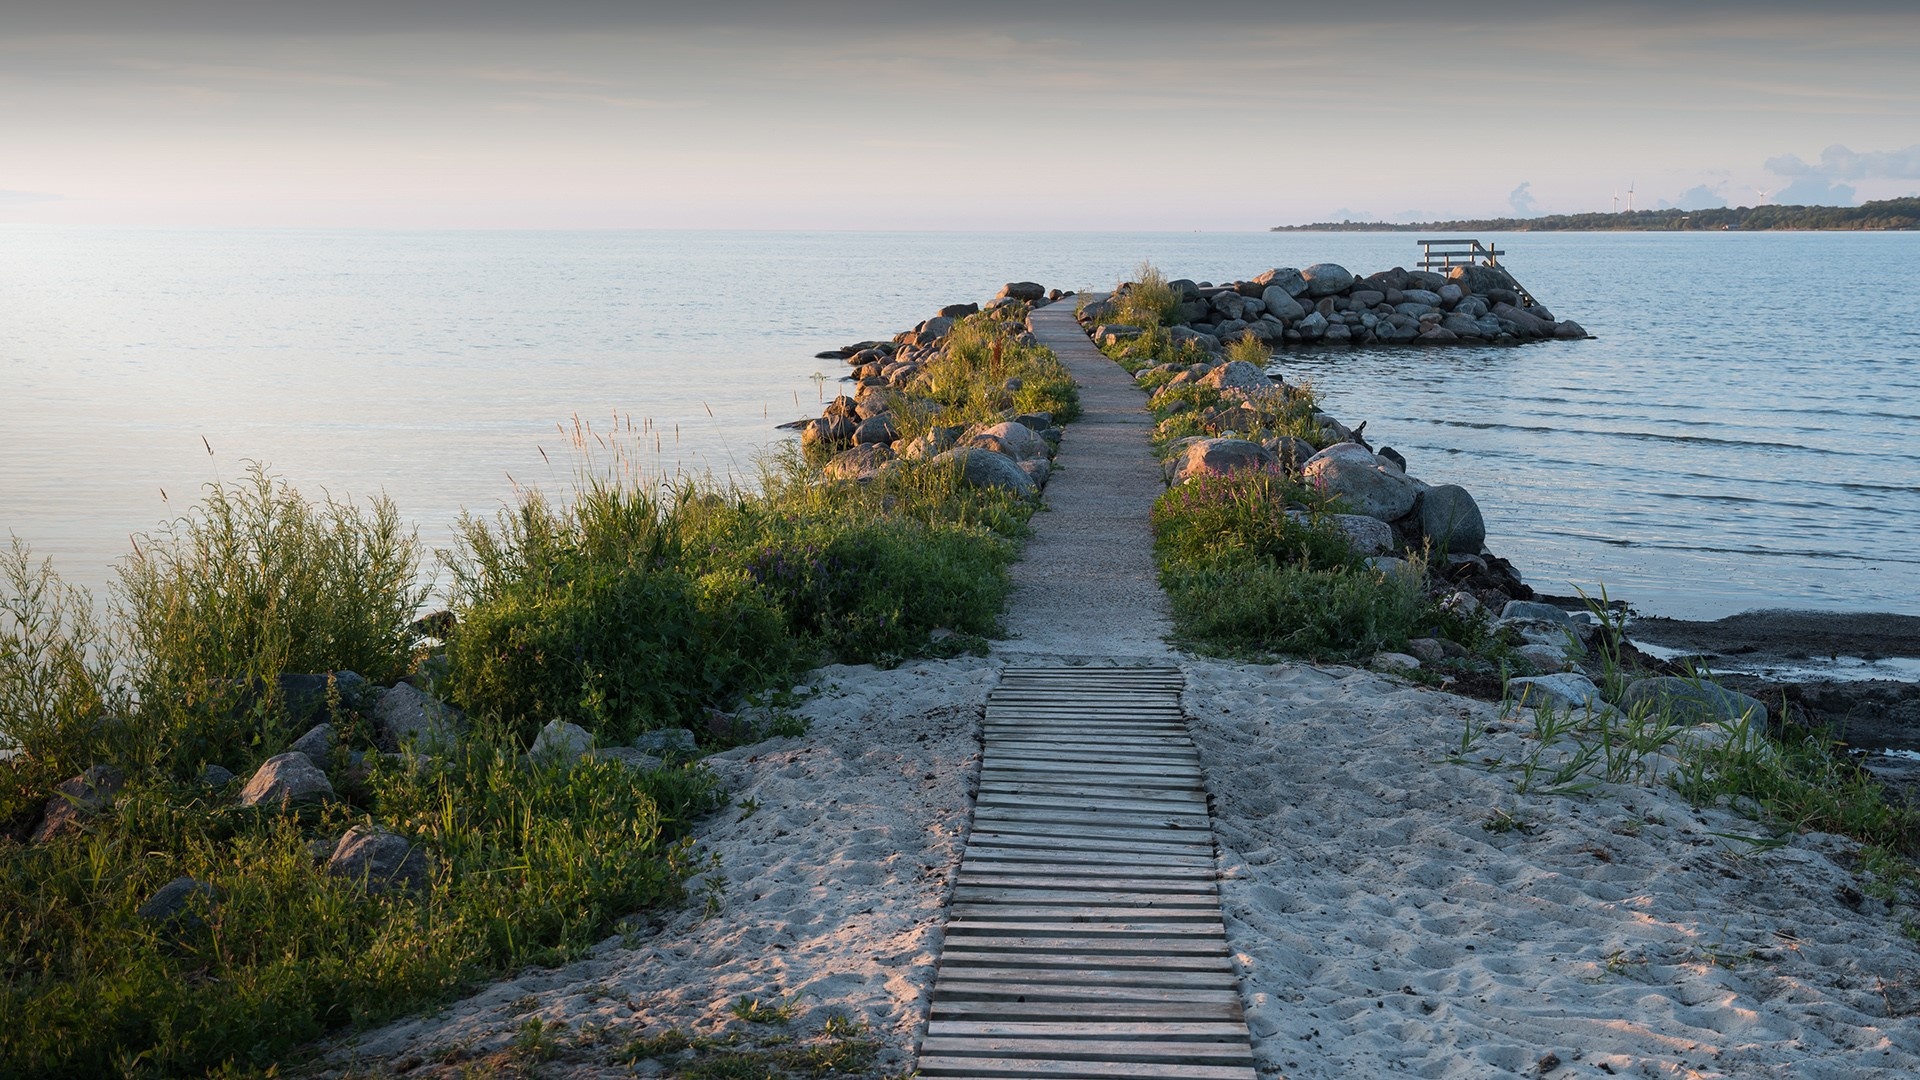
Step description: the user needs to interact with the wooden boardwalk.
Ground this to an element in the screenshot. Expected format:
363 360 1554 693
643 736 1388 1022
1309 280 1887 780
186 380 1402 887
919 666 1256 1079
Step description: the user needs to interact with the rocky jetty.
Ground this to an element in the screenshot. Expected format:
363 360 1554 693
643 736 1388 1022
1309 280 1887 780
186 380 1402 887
1083 262 1587 350
789 284 1075 495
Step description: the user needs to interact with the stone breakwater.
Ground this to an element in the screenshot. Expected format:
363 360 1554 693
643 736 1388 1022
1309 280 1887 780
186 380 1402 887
789 281 1072 498
1085 261 1588 349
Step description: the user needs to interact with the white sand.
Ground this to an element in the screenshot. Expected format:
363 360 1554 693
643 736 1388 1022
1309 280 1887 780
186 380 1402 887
330 654 1920 1078
1186 658 1920 1079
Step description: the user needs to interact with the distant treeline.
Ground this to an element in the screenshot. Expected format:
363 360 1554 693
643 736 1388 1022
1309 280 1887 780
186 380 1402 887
1272 197 1920 232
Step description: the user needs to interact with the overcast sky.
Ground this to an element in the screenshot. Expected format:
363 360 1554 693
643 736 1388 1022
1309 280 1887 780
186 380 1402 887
4 1 1917 228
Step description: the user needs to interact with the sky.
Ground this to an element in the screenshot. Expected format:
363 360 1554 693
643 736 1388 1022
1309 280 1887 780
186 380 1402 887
3 1 1918 229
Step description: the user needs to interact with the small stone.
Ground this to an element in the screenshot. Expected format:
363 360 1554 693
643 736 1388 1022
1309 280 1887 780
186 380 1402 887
199 763 235 788
326 825 428 894
634 728 699 756
31 765 126 843
1517 643 1573 673
237 752 334 809
288 723 336 769
1501 600 1574 626
1406 638 1448 664
529 719 594 762
137 876 220 932
1372 652 1421 673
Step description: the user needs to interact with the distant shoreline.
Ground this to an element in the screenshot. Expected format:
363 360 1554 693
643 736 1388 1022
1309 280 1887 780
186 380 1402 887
1272 196 1920 233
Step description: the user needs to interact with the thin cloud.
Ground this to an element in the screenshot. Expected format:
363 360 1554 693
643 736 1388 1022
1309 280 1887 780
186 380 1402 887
464 66 620 87
114 57 387 88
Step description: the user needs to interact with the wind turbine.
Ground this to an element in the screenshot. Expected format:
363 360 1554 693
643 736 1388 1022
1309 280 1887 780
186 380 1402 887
1627 180 1635 212
1612 189 1620 213
1753 187 1770 205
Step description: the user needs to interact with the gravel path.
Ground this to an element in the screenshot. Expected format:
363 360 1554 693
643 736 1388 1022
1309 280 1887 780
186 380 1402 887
994 297 1174 665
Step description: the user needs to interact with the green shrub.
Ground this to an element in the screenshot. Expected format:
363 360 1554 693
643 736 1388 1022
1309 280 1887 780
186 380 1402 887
112 464 425 773
909 315 1079 428
1112 261 1183 328
1151 471 1354 572
1164 555 1426 660
445 484 795 748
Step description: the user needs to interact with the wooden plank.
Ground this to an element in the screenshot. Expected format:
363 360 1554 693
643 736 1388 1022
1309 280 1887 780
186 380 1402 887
917 1059 1254 1080
930 980 1240 1004
959 848 1215 869
943 920 1225 939
953 872 1216 892
978 781 1205 803
948 902 1220 921
921 1036 1251 1060
929 999 1240 1022
952 886 1218 907
939 951 1232 973
929 1020 1248 1039
933 966 1235 990
939 935 1229 956
973 806 1211 828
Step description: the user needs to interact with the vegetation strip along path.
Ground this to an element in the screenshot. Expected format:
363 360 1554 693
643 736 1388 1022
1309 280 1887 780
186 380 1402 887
921 666 1257 1079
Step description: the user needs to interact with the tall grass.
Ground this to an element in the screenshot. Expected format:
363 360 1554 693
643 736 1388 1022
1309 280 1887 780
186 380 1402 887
1111 260 1183 329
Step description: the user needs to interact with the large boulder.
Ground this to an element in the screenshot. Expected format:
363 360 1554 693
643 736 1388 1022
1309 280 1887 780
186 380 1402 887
1168 438 1276 485
1415 484 1487 554
1167 326 1222 352
1302 443 1420 521
1493 301 1556 337
971 421 1048 460
238 752 334 808
1619 678 1770 728
1198 360 1270 392
1329 514 1395 556
373 682 467 753
326 825 428 894
288 722 337 769
136 877 220 935
997 282 1046 302
1259 287 1306 321
1446 263 1519 296
32 765 126 843
1252 267 1309 297
931 448 1037 498
1300 263 1355 297
1506 673 1609 714
823 443 895 482
800 415 856 454
851 414 898 446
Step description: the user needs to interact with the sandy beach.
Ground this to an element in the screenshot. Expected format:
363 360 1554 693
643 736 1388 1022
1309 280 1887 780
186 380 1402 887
325 653 1920 1077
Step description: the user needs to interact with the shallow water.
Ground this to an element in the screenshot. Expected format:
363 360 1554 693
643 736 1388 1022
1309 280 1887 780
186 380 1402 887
3 227 1916 619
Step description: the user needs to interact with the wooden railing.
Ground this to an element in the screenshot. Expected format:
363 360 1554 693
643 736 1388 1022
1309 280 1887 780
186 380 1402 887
1417 237 1502 272
1416 238 1538 307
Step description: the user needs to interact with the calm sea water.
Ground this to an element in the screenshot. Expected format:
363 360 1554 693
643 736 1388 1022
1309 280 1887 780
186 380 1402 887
3 228 1917 621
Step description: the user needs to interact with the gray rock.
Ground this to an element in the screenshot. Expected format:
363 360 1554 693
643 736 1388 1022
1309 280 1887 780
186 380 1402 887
1372 652 1422 674
1013 412 1053 431
1264 435 1317 472
1440 313 1486 338
1302 442 1420 520
1252 267 1309 297
32 764 126 843
1394 302 1437 319
896 430 954 461
137 876 219 931
1416 485 1487 554
1295 311 1329 340
932 448 1037 498
529 719 594 762
376 685 465 755
326 825 428 894
1094 324 1142 345
1506 673 1608 714
938 302 978 319
1399 288 1443 307
1493 301 1556 338
1517 643 1574 674
973 420 1048 460
634 728 699 756
1168 438 1276 485
1300 263 1355 297
1323 322 1353 344
1447 264 1519 295
1406 638 1448 664
1329 513 1395 556
1500 600 1574 626
1167 326 1223 353
1350 290 1385 308
851 414 898 446
1198 360 1270 392
822 443 895 482
1019 457 1052 488
800 415 857 453
199 763 235 788
1259 287 1306 321
238 752 334 808
1619 677 1770 727
288 723 336 769
1555 320 1589 339
997 281 1045 302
